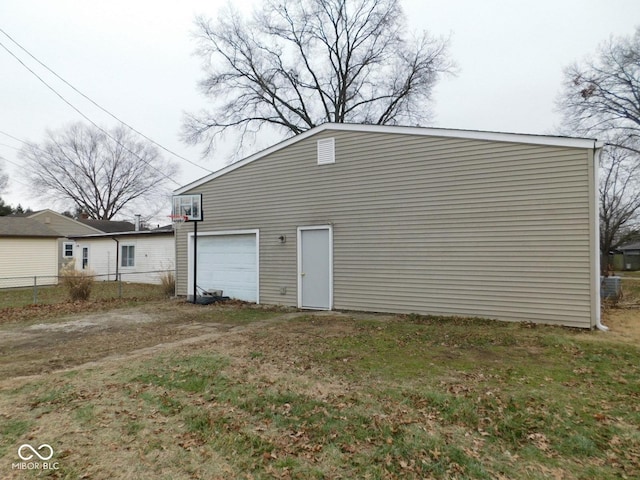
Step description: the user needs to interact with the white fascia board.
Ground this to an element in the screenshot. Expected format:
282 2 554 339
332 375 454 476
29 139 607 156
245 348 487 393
174 123 598 194
327 123 598 148
68 230 173 239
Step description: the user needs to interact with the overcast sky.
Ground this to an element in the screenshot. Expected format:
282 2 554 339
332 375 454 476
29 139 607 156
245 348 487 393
1 0 639 217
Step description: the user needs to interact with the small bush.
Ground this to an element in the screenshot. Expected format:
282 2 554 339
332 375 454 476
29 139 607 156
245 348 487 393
159 271 176 297
60 262 94 301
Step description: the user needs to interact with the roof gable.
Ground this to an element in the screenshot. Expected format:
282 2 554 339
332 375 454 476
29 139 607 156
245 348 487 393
0 216 62 238
175 123 599 194
28 209 103 235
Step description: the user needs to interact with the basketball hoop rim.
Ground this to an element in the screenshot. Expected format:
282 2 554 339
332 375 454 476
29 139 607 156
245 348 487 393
169 214 189 223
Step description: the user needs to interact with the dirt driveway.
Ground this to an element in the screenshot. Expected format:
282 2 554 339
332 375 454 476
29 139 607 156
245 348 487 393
0 301 303 379
1 300 638 380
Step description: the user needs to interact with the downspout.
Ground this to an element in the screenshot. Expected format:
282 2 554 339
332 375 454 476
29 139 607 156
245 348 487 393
112 237 119 282
593 144 609 331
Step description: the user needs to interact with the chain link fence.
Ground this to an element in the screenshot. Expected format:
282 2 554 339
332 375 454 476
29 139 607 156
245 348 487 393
0 270 175 309
617 276 640 307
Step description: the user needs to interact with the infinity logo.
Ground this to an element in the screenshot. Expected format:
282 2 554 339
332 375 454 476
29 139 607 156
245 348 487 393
17 444 54 461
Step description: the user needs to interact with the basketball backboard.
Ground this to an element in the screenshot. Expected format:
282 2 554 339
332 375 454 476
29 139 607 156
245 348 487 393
172 194 203 221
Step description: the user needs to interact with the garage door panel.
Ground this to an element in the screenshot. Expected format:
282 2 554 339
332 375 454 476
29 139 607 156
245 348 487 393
196 234 258 302
201 253 255 267
201 270 255 285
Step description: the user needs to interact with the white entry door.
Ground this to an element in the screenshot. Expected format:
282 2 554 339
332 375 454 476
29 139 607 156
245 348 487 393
298 226 332 309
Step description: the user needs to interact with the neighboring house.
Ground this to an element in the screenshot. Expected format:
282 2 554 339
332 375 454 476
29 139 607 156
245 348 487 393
28 210 103 272
173 123 602 329
68 226 174 284
616 241 640 271
0 216 61 288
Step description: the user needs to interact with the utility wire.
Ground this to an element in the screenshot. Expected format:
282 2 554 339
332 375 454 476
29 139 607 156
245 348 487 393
0 132 49 188
0 129 53 157
0 27 213 174
0 38 181 186
0 130 28 145
0 142 20 150
0 155 22 168
0 154 32 188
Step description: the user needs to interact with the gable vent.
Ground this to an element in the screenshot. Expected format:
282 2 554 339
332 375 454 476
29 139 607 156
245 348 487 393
317 138 335 165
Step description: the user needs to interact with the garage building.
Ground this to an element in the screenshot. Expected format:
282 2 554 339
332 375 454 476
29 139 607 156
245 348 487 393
174 123 601 328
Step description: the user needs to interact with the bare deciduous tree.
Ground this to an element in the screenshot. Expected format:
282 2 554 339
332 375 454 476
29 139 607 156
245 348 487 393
20 123 179 220
599 147 640 264
183 0 454 154
557 27 640 267
0 159 8 192
0 161 10 216
558 27 640 153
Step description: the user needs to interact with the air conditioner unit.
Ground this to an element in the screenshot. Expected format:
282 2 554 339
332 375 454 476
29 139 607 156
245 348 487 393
600 276 621 300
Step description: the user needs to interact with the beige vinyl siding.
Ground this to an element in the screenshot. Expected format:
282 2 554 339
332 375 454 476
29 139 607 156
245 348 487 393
0 238 59 288
177 130 595 328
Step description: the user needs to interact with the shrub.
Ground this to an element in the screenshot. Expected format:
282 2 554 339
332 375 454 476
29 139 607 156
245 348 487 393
60 262 94 301
159 271 176 297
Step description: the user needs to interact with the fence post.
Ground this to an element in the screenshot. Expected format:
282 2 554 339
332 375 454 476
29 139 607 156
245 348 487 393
118 273 123 298
33 276 38 305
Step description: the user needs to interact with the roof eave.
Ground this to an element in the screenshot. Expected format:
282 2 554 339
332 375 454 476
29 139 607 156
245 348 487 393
68 230 173 239
0 234 62 239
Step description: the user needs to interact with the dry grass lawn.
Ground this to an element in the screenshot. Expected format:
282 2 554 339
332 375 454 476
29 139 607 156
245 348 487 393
0 299 638 479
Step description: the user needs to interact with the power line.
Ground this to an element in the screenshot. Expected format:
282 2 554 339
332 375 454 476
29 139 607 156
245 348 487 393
0 132 31 188
0 155 22 168
0 38 181 186
0 154 32 188
0 131 58 190
0 142 20 150
0 129 50 156
0 27 212 174
0 132 37 189
0 130 27 145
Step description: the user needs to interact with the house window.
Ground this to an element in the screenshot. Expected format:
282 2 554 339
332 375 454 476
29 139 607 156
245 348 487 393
63 242 74 258
82 247 89 269
121 245 135 267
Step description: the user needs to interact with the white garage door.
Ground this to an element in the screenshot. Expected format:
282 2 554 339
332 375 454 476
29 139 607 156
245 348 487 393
194 233 258 302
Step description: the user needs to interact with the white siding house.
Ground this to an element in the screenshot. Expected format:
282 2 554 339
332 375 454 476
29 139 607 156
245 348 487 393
174 123 602 329
69 228 174 284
